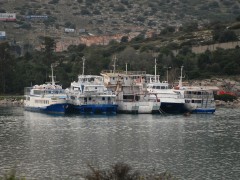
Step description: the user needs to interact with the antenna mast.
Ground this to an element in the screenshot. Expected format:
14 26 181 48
82 56 85 75
125 63 128 74
154 57 157 83
50 64 55 85
179 65 184 87
112 55 117 73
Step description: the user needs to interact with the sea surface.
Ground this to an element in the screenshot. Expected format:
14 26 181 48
0 107 240 180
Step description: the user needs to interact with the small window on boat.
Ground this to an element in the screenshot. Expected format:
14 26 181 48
102 97 105 100
84 97 87 102
108 97 111 100
89 97 92 100
71 96 75 100
156 86 160 89
95 87 97 89
126 77 128 80
135 96 140 101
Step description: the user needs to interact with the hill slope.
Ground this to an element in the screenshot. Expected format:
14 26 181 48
1 0 240 50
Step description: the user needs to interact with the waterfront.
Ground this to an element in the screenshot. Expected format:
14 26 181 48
0 107 240 179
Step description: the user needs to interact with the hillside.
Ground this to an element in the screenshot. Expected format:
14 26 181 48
1 0 240 51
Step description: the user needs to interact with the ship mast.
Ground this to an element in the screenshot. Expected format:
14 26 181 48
82 56 85 75
112 55 117 73
154 57 157 83
178 65 184 88
50 64 55 85
125 63 128 74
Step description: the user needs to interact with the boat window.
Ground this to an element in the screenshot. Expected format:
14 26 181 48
89 97 92 100
108 97 111 101
71 96 75 100
156 86 160 89
102 97 105 100
84 97 87 102
95 87 97 89
192 100 202 103
123 95 134 100
161 86 166 89
135 96 140 101
33 90 42 95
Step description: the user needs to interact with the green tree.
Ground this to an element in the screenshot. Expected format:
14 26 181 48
0 42 11 94
42 36 56 65
213 30 238 42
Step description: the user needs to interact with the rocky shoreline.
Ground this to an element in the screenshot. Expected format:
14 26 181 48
0 97 24 107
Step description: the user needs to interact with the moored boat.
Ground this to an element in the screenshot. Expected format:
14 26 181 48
101 70 161 114
24 65 70 114
143 59 188 114
66 58 118 115
66 75 118 114
174 66 216 114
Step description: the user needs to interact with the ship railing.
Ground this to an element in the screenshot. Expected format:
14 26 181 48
184 94 213 99
101 70 146 75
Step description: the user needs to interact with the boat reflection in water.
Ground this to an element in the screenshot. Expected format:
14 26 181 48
1 107 239 180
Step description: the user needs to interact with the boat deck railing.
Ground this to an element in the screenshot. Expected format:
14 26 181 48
184 94 214 99
101 70 146 75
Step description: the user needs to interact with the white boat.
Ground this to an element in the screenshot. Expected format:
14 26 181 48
66 58 118 114
142 59 188 114
176 87 216 113
24 65 70 114
101 70 161 114
174 66 216 114
145 76 188 114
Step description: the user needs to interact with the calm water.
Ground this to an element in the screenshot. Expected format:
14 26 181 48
0 107 240 180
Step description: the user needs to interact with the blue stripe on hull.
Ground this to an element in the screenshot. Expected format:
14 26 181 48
191 109 215 114
160 102 189 114
25 103 71 114
73 104 118 115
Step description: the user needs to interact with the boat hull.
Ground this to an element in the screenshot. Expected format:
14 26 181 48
24 103 71 114
116 102 139 114
138 101 161 114
72 104 118 115
160 102 189 114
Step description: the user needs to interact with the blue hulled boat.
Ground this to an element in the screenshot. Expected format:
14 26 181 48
24 65 70 114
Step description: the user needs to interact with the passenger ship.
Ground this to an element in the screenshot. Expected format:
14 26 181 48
24 65 70 114
100 70 161 114
174 66 216 114
141 60 188 114
66 58 118 114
